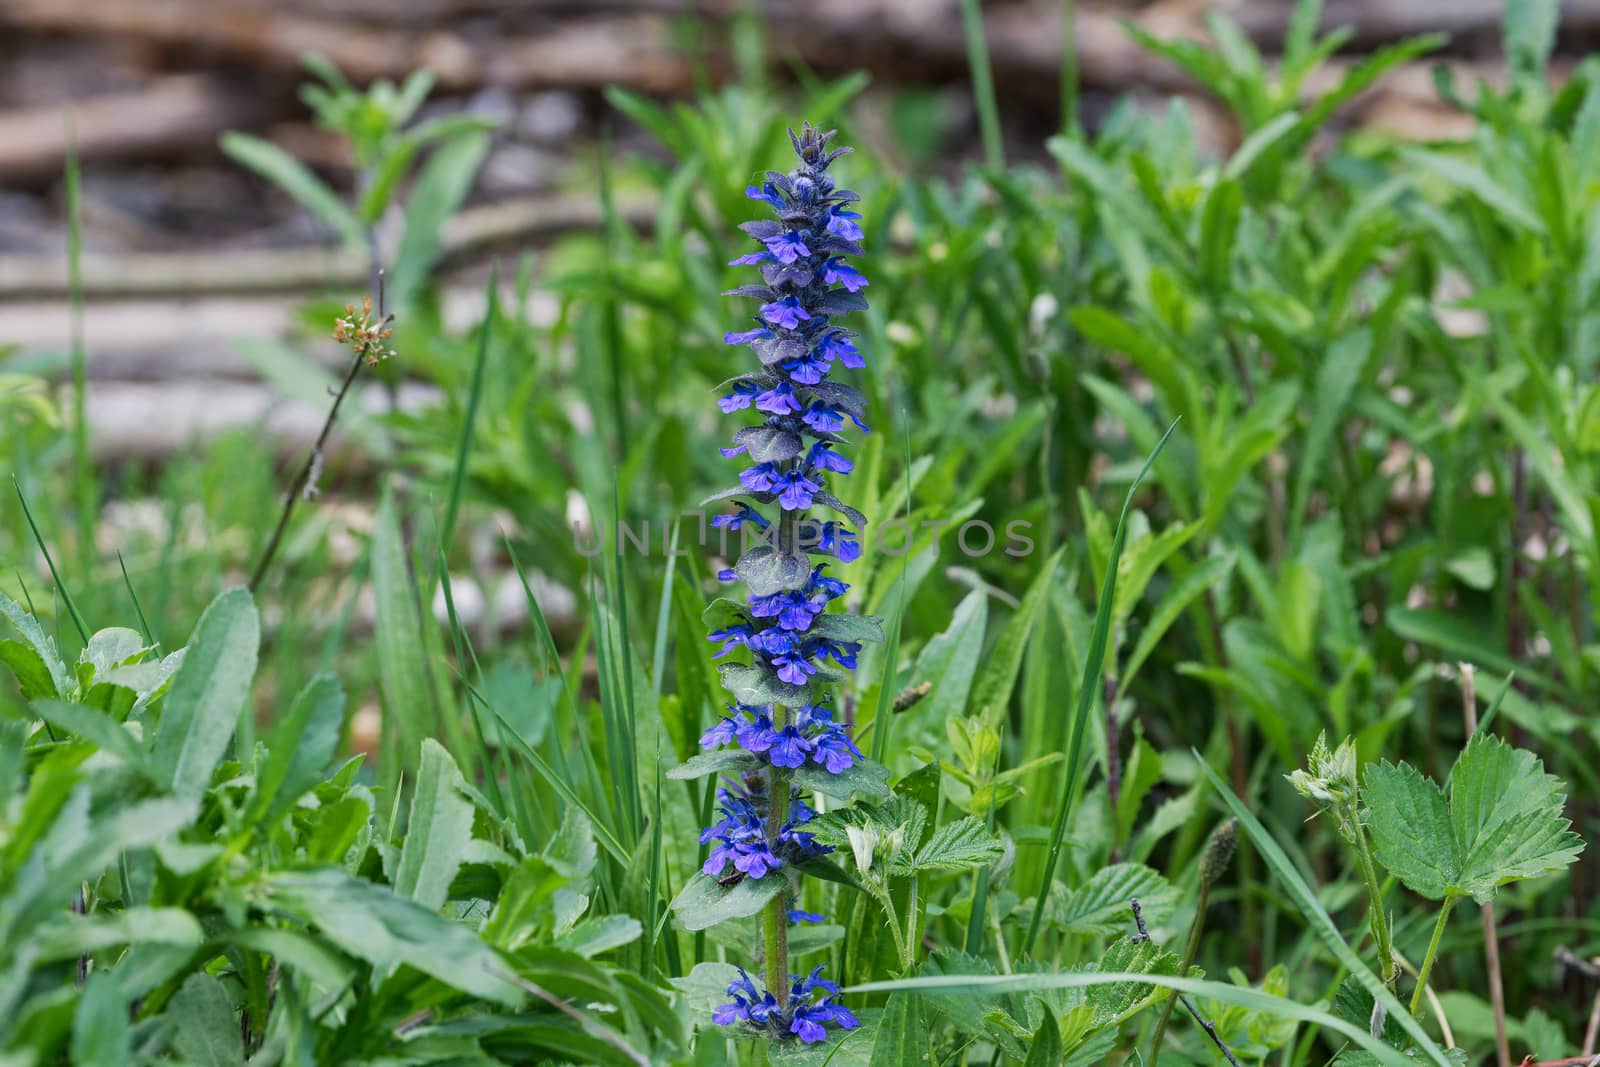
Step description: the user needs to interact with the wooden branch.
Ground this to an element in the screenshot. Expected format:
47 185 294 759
0 0 697 92
0 74 269 183
0 193 654 301
0 0 1530 109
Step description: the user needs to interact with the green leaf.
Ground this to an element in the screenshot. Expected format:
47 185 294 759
1056 863 1177 937
1192 754 1455 1066
1289 329 1368 540
736 544 812 596
373 487 434 782
809 613 886 645
910 590 988 725
718 661 807 706
394 739 478 911
666 749 756 781
1402 148 1546 235
71 973 131 1067
669 871 786 932
35 907 203 962
1505 0 1558 85
971 546 1064 721
1121 552 1234 689
150 588 259 797
220 132 365 249
165 973 243 1066
794 757 891 801
871 993 924 1067
249 672 344 827
0 590 70 697
1023 1010 1062 1067
263 869 521 1005
1364 733 1584 903
388 131 492 311
31 699 151 777
912 817 1003 874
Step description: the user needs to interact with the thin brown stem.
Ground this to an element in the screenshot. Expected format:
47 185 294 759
248 267 388 591
1131 898 1241 1067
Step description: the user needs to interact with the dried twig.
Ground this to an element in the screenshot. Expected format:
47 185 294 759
247 276 390 591
1131 897 1242 1067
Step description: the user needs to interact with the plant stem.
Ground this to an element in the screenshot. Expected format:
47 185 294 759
1350 808 1396 986
959 0 1005 170
1459 664 1512 1067
1146 880 1209 1065
763 705 792 1008
248 347 368 592
1410 895 1458 1016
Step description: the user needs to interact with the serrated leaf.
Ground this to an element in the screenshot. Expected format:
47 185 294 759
1363 733 1582 903
1086 936 1180 1025
913 817 1003 874
669 871 786 931
1056 864 1177 936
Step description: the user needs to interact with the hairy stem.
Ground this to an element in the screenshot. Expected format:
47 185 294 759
764 704 792 1009
1351 808 1396 986
1411 895 1458 1016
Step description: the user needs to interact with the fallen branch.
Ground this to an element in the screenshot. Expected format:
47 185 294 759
0 74 270 184
0 193 654 301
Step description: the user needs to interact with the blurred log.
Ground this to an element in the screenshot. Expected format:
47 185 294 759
0 0 695 93
0 193 654 301
1229 0 1600 48
0 0 1468 103
0 74 267 183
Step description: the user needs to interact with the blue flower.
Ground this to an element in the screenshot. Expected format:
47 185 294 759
788 908 825 924
772 652 818 686
761 296 812 329
776 470 821 511
826 206 864 241
740 463 780 493
708 624 752 658
814 522 861 562
823 258 869 292
763 231 812 264
720 381 760 413
806 442 853 474
816 331 865 369
812 728 863 774
768 725 815 768
699 716 740 749
801 401 870 435
711 504 770 531
747 183 785 210
726 326 771 346
756 381 803 415
730 250 776 267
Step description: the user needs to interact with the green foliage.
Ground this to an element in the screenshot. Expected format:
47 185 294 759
1364 733 1583 903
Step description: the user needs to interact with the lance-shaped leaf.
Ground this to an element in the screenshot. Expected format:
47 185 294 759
1363 732 1583 903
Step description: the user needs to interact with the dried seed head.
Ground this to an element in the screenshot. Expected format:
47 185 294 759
1200 817 1238 887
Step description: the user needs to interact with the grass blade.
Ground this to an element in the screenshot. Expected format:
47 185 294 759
1192 754 1453 1067
1022 419 1179 956
13 477 88 643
